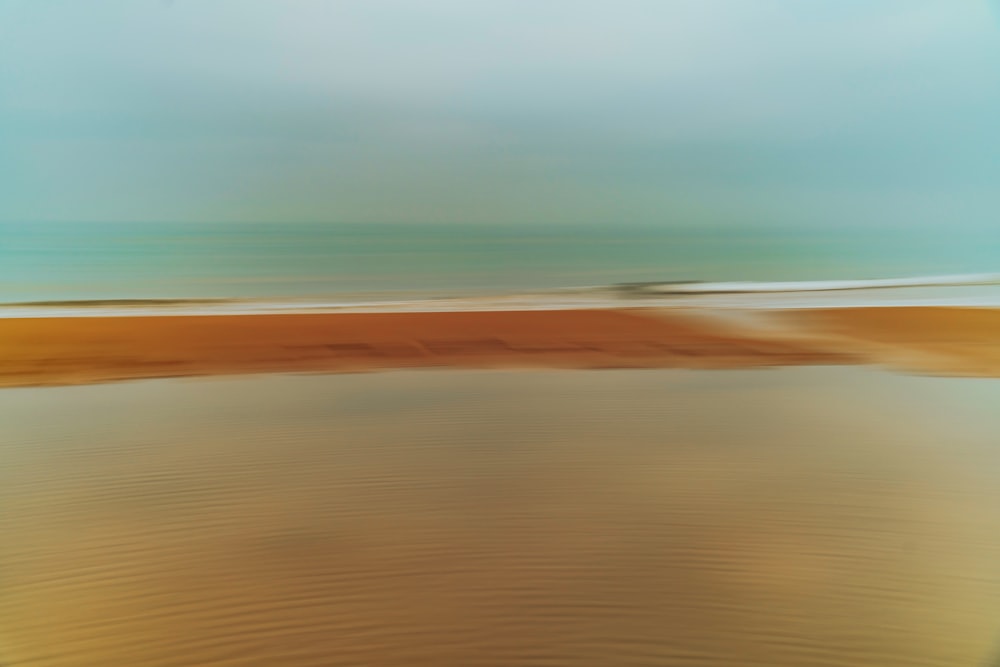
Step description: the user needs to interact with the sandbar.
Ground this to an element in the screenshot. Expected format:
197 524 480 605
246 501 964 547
1 306 998 387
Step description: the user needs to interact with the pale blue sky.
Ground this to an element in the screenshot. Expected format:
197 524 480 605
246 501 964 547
1 0 999 229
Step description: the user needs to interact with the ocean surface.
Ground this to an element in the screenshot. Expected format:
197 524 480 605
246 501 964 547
2 368 1000 666
2 222 998 304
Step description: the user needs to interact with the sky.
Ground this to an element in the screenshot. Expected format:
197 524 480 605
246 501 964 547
1 0 999 229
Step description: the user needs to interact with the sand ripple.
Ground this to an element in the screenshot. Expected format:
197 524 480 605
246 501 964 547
2 370 1000 666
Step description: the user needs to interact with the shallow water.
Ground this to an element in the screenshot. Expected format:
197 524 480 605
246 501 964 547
3 222 998 303
2 368 1000 666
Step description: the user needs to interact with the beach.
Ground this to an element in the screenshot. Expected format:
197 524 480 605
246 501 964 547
3 301 1000 666
3 368 1000 666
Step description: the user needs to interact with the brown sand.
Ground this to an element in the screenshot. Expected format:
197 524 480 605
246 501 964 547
778 306 1000 377
1 306 998 388
3 370 1000 667
0 308 850 388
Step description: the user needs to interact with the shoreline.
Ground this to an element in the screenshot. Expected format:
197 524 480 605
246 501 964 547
2 305 999 387
4 286 1000 319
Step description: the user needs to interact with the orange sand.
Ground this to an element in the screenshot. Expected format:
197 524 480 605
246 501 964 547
1 306 998 387
779 306 1000 377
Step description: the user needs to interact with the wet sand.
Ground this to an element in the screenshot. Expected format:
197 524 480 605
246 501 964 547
779 306 1000 376
2 369 1000 666
0 308 845 387
2 305 999 387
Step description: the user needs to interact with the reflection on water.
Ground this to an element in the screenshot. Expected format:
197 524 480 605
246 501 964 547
1 368 999 666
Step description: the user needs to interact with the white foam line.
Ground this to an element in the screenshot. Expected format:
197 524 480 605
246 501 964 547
2 293 1000 319
628 273 1000 294
3 274 1000 318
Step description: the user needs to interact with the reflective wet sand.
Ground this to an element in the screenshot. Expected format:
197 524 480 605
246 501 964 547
4 306 1000 390
2 368 1000 666
0 308 851 388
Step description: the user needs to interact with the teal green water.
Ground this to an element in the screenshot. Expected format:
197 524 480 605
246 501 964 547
1 222 997 303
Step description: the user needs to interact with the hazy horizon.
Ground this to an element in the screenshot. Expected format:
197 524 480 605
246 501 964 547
3 1 1000 233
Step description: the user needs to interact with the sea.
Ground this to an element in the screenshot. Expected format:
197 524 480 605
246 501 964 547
2 221 999 305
